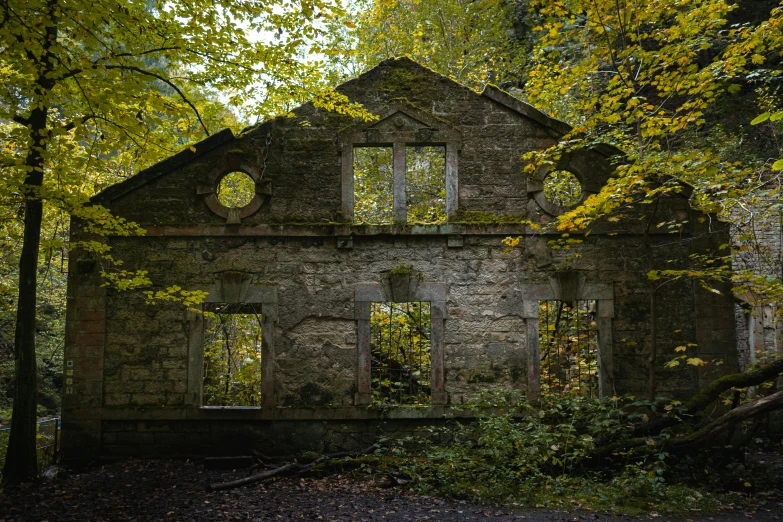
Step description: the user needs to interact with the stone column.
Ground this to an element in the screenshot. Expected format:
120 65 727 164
354 300 372 406
393 141 406 223
61 245 106 465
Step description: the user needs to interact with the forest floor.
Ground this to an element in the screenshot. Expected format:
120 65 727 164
0 458 781 522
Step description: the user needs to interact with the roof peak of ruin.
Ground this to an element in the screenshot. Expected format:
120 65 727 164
91 57 579 206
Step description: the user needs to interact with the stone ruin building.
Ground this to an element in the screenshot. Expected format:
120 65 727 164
733 211 783 372
62 58 740 464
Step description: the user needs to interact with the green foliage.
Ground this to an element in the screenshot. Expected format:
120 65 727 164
351 0 527 90
0 0 372 438
455 211 534 225
354 147 395 224
493 0 783 335
405 146 446 224
352 145 447 224
217 172 256 209
389 263 414 275
0 0 372 293
368 393 729 512
543 170 582 207
0 419 60 476
202 307 263 407
539 301 599 397
370 302 431 405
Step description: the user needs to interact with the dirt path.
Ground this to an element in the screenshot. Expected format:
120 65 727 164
0 459 780 522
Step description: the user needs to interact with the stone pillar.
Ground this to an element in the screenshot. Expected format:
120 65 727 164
445 145 459 219
430 300 447 405
355 300 372 406
61 246 106 465
340 145 354 221
392 141 406 223
596 300 615 398
525 317 541 404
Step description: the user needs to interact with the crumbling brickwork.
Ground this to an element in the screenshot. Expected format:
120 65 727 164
62 58 739 462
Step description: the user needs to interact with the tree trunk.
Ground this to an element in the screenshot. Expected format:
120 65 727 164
627 357 783 439
647 275 658 402
643 201 659 403
2 108 48 486
1 8 56 485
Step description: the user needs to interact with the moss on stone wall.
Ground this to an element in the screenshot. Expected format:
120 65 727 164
389 263 415 275
452 210 529 225
269 211 349 226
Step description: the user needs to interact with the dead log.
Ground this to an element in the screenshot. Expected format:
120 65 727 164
208 444 379 491
670 389 783 448
588 390 783 463
612 358 783 441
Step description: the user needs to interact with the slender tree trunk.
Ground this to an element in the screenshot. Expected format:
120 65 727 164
643 199 660 403
646 243 658 403
2 8 56 485
2 108 48 485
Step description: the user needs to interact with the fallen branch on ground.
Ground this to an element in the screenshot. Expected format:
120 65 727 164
598 358 783 444
587 389 783 463
208 444 380 491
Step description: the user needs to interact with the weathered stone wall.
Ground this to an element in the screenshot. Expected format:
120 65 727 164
732 207 783 367
62 58 740 462
102 234 532 408
109 60 561 227
97 225 734 409
100 417 456 458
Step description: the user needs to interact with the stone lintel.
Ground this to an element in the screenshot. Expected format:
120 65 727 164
355 282 446 304
355 283 385 304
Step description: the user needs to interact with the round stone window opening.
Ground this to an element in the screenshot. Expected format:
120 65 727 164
217 171 255 209
543 170 582 207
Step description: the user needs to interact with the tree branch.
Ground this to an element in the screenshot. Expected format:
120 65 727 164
60 114 97 133
12 114 29 126
627 358 783 439
588 390 783 463
103 65 210 136
208 444 380 491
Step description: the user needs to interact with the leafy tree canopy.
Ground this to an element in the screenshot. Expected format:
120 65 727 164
0 0 372 484
349 0 527 89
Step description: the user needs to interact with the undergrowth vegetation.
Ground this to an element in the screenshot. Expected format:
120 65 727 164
344 391 783 514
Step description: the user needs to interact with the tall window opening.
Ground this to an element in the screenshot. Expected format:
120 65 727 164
406 146 446 224
370 301 432 404
353 146 394 224
202 303 263 406
538 300 598 397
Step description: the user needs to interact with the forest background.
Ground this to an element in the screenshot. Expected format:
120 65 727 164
1 0 783 493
